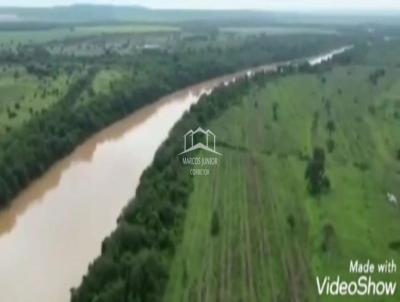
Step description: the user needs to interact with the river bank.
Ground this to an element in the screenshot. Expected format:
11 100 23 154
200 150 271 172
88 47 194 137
0 46 351 302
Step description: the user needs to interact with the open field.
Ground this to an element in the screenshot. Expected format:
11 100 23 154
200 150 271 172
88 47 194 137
0 65 77 134
0 23 180 50
164 42 400 302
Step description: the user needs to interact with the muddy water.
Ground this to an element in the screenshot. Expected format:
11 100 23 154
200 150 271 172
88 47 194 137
0 72 256 302
0 47 348 302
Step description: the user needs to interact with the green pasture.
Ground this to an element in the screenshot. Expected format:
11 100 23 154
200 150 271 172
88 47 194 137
0 65 75 134
0 23 180 49
164 48 400 302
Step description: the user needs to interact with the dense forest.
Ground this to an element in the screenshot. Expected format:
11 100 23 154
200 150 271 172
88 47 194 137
0 34 345 207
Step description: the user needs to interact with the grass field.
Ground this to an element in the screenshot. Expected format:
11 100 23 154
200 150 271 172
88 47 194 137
164 44 400 302
0 64 128 134
0 23 180 51
0 65 76 134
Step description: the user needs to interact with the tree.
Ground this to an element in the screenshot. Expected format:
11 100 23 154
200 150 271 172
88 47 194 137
272 102 279 121
326 138 335 153
321 223 336 253
305 147 330 195
287 214 295 231
211 210 220 236
127 250 167 302
326 120 335 133
93 279 125 302
368 105 376 115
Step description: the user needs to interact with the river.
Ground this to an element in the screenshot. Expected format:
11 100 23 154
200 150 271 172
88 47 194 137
0 46 350 302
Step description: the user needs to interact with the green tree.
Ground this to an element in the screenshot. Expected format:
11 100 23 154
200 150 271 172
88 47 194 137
211 210 220 236
326 120 335 133
305 147 330 195
127 250 168 302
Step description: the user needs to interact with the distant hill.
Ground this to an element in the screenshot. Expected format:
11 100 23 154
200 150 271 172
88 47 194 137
0 4 285 24
0 4 399 26
0 5 150 23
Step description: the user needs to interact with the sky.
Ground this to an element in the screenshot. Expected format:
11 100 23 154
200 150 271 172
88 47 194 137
2 0 400 11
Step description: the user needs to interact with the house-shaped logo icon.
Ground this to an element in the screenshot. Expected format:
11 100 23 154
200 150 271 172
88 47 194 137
179 127 222 155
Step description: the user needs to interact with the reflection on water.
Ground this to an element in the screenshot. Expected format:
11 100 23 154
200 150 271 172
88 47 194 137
308 45 353 66
0 48 348 302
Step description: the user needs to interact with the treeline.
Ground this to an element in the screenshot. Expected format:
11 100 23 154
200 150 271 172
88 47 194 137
0 34 344 207
70 70 275 302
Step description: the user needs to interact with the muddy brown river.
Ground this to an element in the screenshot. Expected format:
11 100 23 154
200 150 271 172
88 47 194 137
0 47 350 302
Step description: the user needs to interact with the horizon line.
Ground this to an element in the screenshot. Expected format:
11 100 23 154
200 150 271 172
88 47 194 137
0 3 400 14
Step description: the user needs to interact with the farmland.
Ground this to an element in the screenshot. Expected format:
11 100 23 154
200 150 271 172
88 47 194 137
0 65 76 134
164 40 400 302
0 23 179 44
